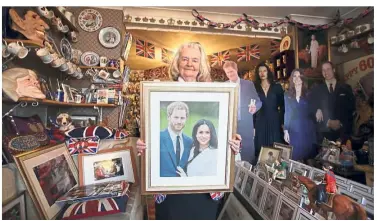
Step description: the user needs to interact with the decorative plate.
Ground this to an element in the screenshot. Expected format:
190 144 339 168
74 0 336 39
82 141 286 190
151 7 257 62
78 9 103 32
60 38 72 61
280 35 291 52
98 27 121 48
80 51 100 66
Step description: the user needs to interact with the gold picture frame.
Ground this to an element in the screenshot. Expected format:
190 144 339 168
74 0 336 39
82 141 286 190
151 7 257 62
14 144 78 219
140 81 238 195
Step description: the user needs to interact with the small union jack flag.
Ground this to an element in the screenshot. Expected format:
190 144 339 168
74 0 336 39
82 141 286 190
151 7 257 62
136 39 155 59
66 136 100 155
162 48 174 64
210 192 224 201
237 44 260 62
61 198 121 219
210 50 230 67
270 40 281 55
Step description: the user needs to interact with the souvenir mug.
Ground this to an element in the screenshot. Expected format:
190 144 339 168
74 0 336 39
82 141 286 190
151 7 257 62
2 40 11 58
37 7 54 19
64 11 73 23
341 44 348 53
100 56 108 67
367 33 374 44
8 41 28 59
59 59 69 72
52 57 64 68
36 47 52 63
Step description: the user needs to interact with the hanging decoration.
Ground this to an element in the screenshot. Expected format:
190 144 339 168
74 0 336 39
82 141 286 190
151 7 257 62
210 50 230 67
237 44 260 62
135 39 155 59
191 7 373 31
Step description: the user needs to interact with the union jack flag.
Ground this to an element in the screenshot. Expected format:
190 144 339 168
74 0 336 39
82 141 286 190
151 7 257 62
210 50 230 67
136 39 155 59
61 198 122 219
270 40 281 55
237 44 260 62
66 136 100 155
161 48 174 64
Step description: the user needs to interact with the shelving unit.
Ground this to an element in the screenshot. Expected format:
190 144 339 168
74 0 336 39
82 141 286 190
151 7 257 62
3 97 118 108
331 29 374 47
272 50 295 80
79 66 119 70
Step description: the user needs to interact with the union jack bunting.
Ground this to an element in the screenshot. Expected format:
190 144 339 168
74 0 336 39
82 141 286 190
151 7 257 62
161 48 174 64
237 44 260 62
210 50 230 67
136 39 155 59
66 136 100 155
270 40 281 55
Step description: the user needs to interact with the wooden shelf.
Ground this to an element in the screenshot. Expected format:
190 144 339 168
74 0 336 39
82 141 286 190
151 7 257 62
331 29 374 47
79 66 118 70
3 97 118 107
47 7 79 33
3 38 43 47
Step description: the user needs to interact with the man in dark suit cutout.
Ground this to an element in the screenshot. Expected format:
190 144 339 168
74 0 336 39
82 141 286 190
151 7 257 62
311 61 355 143
223 61 262 164
160 101 193 177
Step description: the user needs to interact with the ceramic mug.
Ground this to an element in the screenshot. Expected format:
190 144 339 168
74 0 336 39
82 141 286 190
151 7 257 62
52 57 64 68
367 33 374 44
36 47 52 63
69 31 78 43
75 94 82 103
8 41 28 58
341 44 348 53
57 6 66 14
61 25 69 33
59 60 69 72
100 56 108 67
2 40 11 58
64 11 73 22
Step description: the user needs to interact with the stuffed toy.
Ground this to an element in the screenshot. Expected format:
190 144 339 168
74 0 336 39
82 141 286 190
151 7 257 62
56 113 75 132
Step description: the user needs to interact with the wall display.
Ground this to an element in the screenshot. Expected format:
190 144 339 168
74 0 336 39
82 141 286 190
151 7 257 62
296 28 329 78
273 142 293 161
217 194 254 220
78 9 103 32
80 51 100 66
258 146 283 166
70 115 97 127
14 144 78 219
275 196 298 220
78 146 138 186
2 192 26 220
98 27 121 48
280 35 291 52
141 81 238 194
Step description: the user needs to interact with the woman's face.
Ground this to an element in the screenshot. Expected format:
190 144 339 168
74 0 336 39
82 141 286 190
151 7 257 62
258 66 268 80
178 46 200 80
292 71 303 86
196 124 211 147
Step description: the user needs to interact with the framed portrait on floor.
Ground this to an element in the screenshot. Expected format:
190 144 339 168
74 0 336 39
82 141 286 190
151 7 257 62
140 82 238 194
217 193 254 220
2 192 26 220
78 146 138 186
260 186 280 220
250 179 268 211
14 144 78 219
273 142 293 161
274 196 298 220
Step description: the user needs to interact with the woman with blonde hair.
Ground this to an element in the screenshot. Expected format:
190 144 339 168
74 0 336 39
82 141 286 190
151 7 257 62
136 42 241 220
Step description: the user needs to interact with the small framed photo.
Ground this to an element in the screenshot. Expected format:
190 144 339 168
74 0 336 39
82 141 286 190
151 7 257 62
250 179 268 210
260 186 280 220
258 146 283 166
78 146 138 186
241 172 256 200
2 192 26 220
70 115 97 127
282 187 301 204
217 193 254 220
273 142 293 161
310 168 325 182
61 84 74 103
234 168 247 192
295 207 316 220
290 160 313 178
275 196 298 220
14 144 78 219
141 82 238 194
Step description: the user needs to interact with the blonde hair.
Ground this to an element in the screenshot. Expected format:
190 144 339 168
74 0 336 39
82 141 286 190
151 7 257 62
223 60 238 71
2 68 37 101
169 42 212 82
167 101 189 118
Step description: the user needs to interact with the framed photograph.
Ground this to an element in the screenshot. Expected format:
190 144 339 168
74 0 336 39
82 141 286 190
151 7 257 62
310 168 325 183
242 172 256 200
258 146 282 166
290 160 313 178
274 196 298 220
140 82 238 194
250 179 268 210
217 193 254 220
14 144 78 219
2 192 26 220
78 146 138 186
295 207 317 220
282 187 301 204
61 84 74 103
70 115 97 127
235 168 247 192
296 27 329 79
273 142 293 161
261 186 280 220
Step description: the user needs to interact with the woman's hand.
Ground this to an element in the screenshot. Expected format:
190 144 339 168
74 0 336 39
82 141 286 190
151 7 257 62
176 166 187 177
284 130 290 144
136 139 146 156
228 134 242 155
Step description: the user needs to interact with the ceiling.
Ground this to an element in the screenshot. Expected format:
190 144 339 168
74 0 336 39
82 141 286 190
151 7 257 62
127 29 274 70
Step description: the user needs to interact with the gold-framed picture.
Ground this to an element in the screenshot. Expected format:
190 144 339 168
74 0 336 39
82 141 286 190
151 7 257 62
140 81 238 194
